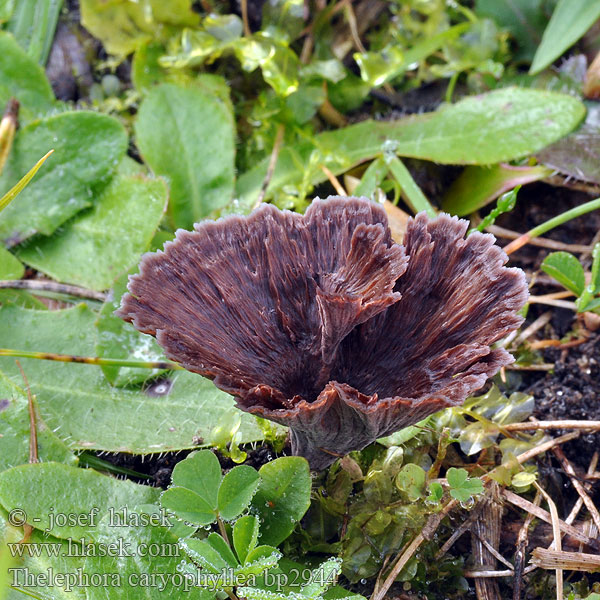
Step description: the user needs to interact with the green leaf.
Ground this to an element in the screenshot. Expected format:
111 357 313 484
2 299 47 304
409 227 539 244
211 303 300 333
511 471 537 489
541 251 586 296
80 0 199 56
95 270 168 386
0 149 54 213
475 0 550 63
426 481 444 503
530 0 600 74
218 465 261 521
235 88 585 209
233 514 260 564
180 537 230 575
85 509 210 600
5 0 63 65
235 546 281 578
0 371 76 470
0 509 87 600
469 186 520 234
17 173 168 290
385 154 435 217
447 467 483 502
207 532 239 568
443 164 551 216
0 246 23 279
301 558 342 599
395 463 426 501
0 303 266 453
458 421 499 456
261 0 304 43
159 487 216 526
135 82 236 229
160 450 222 525
0 111 128 245
0 31 55 116
0 462 158 539
537 104 600 185
250 457 311 547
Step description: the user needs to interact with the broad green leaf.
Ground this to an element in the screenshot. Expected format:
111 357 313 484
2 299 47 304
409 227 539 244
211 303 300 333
250 457 311 547
0 111 128 245
0 371 76 470
541 251 586 296
0 246 23 279
132 41 170 92
206 532 238 568
233 514 259 564
0 303 265 453
395 463 426 501
95 270 168 386
17 173 168 290
235 88 585 209
1 508 87 600
135 83 236 229
443 164 551 215
80 0 199 56
0 31 55 116
0 462 158 540
84 509 210 600
537 104 600 185
160 450 222 525
530 0 600 74
218 465 260 521
363 469 393 504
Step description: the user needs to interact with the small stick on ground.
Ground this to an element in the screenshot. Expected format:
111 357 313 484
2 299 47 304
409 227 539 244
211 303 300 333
487 225 590 253
552 446 600 531
512 311 552 346
501 490 598 550
321 165 347 196
533 482 562 600
565 452 599 526
0 279 106 301
504 421 600 432
513 491 540 600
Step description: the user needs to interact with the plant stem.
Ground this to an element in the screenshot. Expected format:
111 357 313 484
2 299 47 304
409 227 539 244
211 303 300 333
504 197 600 255
0 348 182 370
217 517 230 546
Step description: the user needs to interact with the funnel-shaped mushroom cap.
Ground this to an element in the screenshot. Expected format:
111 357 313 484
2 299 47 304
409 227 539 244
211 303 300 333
118 197 528 469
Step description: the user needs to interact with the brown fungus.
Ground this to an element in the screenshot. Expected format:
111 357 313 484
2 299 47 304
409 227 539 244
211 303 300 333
117 197 528 470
